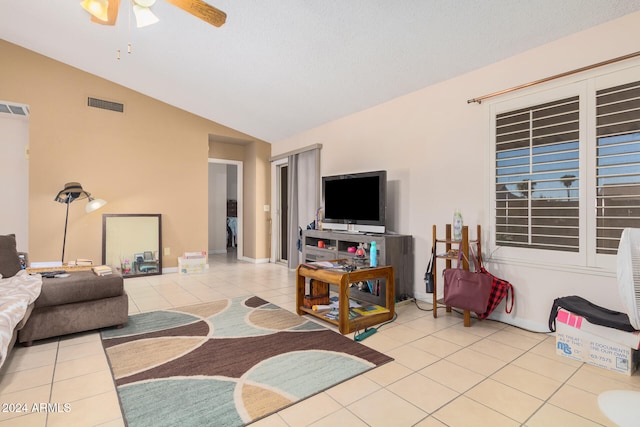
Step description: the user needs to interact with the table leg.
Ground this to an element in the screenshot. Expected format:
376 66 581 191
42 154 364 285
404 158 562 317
338 275 350 334
296 267 305 315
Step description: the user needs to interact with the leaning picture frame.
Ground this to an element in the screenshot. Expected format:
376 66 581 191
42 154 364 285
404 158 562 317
102 214 162 278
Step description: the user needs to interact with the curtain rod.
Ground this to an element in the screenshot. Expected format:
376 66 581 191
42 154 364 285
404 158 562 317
467 50 640 104
270 143 322 162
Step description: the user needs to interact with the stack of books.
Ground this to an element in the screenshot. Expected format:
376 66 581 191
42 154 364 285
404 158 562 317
324 308 361 320
352 305 389 316
92 265 113 276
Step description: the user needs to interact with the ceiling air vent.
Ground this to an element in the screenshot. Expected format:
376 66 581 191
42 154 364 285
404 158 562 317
88 97 124 113
0 101 29 117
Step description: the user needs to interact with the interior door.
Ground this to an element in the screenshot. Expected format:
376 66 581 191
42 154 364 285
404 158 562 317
0 111 29 251
279 164 288 261
271 159 289 264
208 158 243 260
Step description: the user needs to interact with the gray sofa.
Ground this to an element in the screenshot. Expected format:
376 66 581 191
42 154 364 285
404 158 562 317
0 234 128 365
18 270 128 345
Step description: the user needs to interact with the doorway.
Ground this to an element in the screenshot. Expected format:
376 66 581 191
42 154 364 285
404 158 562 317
208 159 243 260
0 106 29 252
271 158 288 264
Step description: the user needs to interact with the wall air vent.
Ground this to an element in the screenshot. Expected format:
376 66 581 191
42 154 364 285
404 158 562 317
0 101 30 117
88 97 124 113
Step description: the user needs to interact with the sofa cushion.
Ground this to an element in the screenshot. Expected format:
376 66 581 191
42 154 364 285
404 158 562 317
0 234 21 279
35 271 124 308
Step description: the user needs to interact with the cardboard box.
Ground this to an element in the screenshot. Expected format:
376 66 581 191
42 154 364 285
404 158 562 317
556 308 640 349
183 251 207 259
556 320 639 375
178 256 208 275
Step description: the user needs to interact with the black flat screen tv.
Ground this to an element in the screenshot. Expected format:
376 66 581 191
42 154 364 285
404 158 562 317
322 170 386 233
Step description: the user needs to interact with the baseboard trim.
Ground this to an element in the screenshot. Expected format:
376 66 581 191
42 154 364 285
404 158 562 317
412 291 548 333
208 249 227 255
238 256 270 264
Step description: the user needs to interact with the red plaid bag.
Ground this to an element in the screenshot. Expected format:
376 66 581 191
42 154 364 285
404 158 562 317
465 245 514 319
476 266 514 319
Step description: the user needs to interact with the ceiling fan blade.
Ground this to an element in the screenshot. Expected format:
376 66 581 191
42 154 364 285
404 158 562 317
91 0 120 25
164 0 226 27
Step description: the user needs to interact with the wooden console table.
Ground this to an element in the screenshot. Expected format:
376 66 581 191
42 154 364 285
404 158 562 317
296 262 395 334
26 265 94 273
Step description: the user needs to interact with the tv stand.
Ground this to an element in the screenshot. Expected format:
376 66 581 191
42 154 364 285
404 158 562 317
301 229 413 301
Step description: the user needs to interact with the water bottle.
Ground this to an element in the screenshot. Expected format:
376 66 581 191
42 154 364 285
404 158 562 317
369 241 377 267
453 209 463 241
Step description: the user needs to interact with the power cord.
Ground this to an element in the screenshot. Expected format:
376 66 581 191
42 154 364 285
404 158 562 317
447 307 550 334
354 312 398 342
354 327 377 341
411 298 549 335
354 295 438 341
413 297 448 312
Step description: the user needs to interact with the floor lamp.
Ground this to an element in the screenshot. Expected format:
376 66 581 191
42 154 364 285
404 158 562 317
54 182 107 264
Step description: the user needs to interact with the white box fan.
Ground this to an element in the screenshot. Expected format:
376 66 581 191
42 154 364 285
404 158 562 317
617 228 640 330
599 228 640 426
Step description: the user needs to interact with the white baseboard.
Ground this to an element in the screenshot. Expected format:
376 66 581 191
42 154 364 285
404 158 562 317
238 256 270 264
208 249 227 255
412 291 549 333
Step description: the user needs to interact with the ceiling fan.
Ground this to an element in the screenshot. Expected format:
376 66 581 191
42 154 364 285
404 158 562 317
80 0 226 28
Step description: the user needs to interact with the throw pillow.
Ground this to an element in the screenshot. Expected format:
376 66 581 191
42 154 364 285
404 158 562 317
0 234 22 278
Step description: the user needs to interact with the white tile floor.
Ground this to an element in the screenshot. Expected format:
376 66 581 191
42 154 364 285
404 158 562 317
1 252 638 426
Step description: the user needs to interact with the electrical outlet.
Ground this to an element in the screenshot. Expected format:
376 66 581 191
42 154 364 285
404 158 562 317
164 247 170 256
264 205 270 212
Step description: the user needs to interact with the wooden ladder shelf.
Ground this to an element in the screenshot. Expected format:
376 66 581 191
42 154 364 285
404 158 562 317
431 224 482 327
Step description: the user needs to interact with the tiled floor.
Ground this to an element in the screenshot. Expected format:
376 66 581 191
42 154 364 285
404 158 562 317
1 253 638 426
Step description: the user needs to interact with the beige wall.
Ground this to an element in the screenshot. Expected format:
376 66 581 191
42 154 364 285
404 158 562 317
253 141 273 260
209 140 246 162
272 12 640 330
0 40 271 267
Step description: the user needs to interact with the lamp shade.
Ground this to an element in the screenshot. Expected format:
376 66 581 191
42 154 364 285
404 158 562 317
80 0 109 22
133 4 159 28
55 182 90 204
54 182 106 212
86 197 107 213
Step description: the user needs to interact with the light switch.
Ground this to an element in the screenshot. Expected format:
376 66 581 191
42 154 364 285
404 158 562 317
264 205 270 212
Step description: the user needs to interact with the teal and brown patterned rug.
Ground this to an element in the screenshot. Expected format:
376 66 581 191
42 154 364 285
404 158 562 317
101 295 393 426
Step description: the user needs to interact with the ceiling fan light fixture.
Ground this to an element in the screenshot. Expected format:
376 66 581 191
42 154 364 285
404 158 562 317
133 4 159 28
133 0 156 7
80 0 109 22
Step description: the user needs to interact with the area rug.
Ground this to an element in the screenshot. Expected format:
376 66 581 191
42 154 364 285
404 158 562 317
101 295 393 426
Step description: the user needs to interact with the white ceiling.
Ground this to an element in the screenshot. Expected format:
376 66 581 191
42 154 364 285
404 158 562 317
1 1 640 143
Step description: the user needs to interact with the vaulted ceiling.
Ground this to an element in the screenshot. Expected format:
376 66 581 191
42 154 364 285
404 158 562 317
1 1 640 142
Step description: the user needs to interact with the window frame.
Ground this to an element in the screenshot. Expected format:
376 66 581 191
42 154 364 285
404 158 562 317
487 61 640 274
